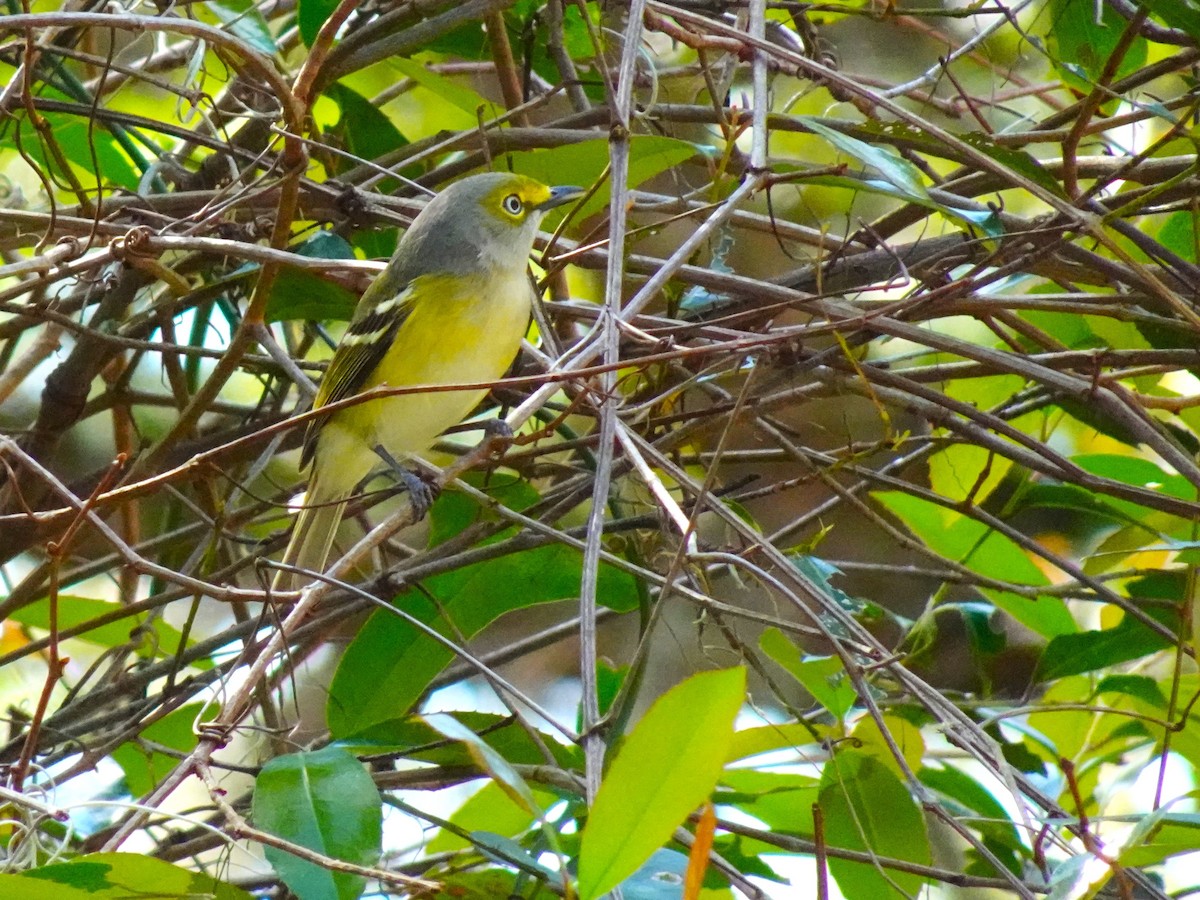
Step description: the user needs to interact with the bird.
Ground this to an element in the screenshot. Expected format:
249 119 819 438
275 172 582 591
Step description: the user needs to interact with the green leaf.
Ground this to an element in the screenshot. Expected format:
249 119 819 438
942 372 1029 409
1020 308 1101 350
853 120 1060 199
428 475 541 546
207 0 278 55
945 205 1004 239
951 601 1008 657
427 781 556 853
851 715 925 778
389 56 491 117
1071 456 1197 561
422 20 491 60
800 117 929 202
1053 397 1157 450
577 667 746 900
14 103 139 192
977 586 1077 641
711 834 786 883
1004 482 1133 528
799 171 928 207
918 765 1024 875
929 442 1011 506
759 629 856 720
874 491 1075 638
512 1 606 102
1096 674 1166 707
336 710 578 767
984 723 1047 776
1159 207 1200 263
1045 854 1091 899
297 230 357 260
265 232 360 322
1025 675 1153 767
720 769 820 834
422 870 518 898
468 831 559 878
352 226 400 261
298 0 339 47
1117 807 1200 868
1133 0 1200 40
323 82 409 172
953 131 1065 198
873 492 1034 579
597 659 628 717
1037 608 1176 681
253 747 382 900
789 553 866 615
8 595 188 656
1073 454 1195 505
328 538 637 738
819 751 931 899
266 269 357 322
793 145 1001 234
424 713 540 813
111 703 216 796
20 853 251 899
0 875 94 900
1047 0 1147 93
618 849 690 900
727 722 829 762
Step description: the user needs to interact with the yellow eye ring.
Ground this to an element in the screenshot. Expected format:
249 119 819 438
502 193 523 216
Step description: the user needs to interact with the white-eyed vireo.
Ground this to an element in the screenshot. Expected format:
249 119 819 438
277 172 582 589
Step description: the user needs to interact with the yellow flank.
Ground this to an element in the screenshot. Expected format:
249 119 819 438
313 268 531 500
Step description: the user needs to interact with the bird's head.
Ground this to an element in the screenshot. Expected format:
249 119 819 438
397 172 583 278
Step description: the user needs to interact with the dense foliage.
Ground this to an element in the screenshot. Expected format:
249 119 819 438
1 0 1199 897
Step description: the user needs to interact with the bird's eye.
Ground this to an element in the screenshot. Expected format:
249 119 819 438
502 194 524 216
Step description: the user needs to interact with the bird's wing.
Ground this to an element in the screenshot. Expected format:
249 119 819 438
300 279 418 468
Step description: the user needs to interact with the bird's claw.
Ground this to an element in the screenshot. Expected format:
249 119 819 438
399 467 439 520
374 444 440 521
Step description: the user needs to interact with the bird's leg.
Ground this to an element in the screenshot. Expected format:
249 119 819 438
373 445 439 520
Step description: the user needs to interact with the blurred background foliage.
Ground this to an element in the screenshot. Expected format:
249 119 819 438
2 0 1200 897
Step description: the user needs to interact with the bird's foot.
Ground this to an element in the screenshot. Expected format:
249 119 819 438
373 445 440 521
399 467 439 520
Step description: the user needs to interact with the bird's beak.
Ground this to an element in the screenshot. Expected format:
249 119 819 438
537 185 585 211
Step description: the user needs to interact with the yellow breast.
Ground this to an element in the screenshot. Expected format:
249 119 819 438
326 269 532 466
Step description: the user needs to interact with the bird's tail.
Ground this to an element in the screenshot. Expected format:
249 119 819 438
273 467 352 594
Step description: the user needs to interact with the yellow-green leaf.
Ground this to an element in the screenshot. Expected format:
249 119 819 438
577 667 746 900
